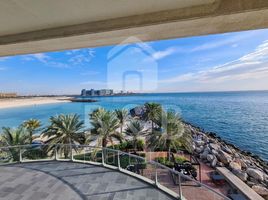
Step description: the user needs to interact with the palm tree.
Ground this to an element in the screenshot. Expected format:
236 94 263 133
89 108 123 147
42 114 85 158
147 111 192 159
115 109 128 134
125 120 147 153
144 102 162 133
22 119 41 144
0 127 30 161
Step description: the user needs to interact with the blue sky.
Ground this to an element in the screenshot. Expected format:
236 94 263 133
1 29 268 95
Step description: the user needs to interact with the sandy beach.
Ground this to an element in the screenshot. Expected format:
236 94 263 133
0 97 71 109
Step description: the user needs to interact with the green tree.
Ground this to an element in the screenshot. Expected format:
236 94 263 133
115 109 128 134
0 127 30 161
89 108 123 147
144 102 162 133
42 114 85 158
124 120 147 153
22 119 41 143
147 111 192 158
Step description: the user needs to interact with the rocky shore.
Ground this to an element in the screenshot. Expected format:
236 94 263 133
185 122 268 199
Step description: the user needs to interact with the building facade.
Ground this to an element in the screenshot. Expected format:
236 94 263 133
81 89 113 96
0 93 17 98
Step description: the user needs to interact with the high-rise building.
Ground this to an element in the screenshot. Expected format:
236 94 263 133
80 89 113 96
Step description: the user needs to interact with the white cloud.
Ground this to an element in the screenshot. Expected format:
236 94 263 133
80 71 100 76
21 53 70 68
67 48 95 65
161 40 268 86
22 53 50 63
31 53 50 63
231 44 238 48
0 57 10 62
190 31 259 52
21 48 95 68
152 47 178 60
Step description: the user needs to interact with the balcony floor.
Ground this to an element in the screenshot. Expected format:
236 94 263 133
0 161 174 200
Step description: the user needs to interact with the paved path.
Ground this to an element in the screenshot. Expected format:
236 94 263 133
0 161 175 200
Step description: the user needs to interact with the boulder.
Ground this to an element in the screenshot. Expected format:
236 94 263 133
246 181 256 187
200 151 209 160
222 145 233 154
218 150 232 165
209 138 217 143
195 140 205 147
207 154 214 162
209 143 221 151
130 106 146 118
240 160 248 169
243 159 255 168
249 177 260 184
203 146 211 153
211 158 217 168
252 185 268 197
211 149 219 157
230 161 242 171
195 146 204 154
247 168 264 182
234 153 240 158
203 135 209 143
217 162 225 167
232 169 248 182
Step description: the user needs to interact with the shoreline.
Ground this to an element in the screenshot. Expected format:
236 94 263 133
184 121 268 165
0 96 71 109
184 122 268 197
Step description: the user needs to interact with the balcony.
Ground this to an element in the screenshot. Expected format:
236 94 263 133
0 144 229 200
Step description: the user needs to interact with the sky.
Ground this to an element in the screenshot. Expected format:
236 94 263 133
1 29 268 95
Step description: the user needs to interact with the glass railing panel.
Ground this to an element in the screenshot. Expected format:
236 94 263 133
103 148 118 167
21 144 55 161
55 144 72 160
181 184 226 200
119 152 153 180
142 161 157 183
180 174 227 200
72 145 86 162
73 146 103 163
155 164 181 196
0 145 230 200
0 146 20 164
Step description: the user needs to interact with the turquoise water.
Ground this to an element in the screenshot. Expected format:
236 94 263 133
0 91 268 161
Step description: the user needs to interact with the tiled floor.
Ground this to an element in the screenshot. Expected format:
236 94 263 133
0 161 175 200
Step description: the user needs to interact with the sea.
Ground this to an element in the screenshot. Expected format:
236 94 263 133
0 91 267 161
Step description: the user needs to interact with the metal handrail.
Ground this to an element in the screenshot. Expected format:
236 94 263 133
0 144 230 200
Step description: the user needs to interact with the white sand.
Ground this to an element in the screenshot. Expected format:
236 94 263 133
0 97 71 109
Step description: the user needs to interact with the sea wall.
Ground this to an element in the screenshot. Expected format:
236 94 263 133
184 122 268 198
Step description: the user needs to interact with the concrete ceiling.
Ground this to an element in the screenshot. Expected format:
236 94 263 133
0 0 268 56
0 0 215 35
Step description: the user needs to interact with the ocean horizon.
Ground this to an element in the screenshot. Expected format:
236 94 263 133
0 90 267 162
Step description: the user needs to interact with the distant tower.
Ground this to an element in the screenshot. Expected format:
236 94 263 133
81 89 86 96
90 89 95 96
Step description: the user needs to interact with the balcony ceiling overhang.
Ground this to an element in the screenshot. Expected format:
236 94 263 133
1 0 268 56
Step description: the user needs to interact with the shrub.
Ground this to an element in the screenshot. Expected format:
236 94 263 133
110 139 145 151
155 156 188 168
